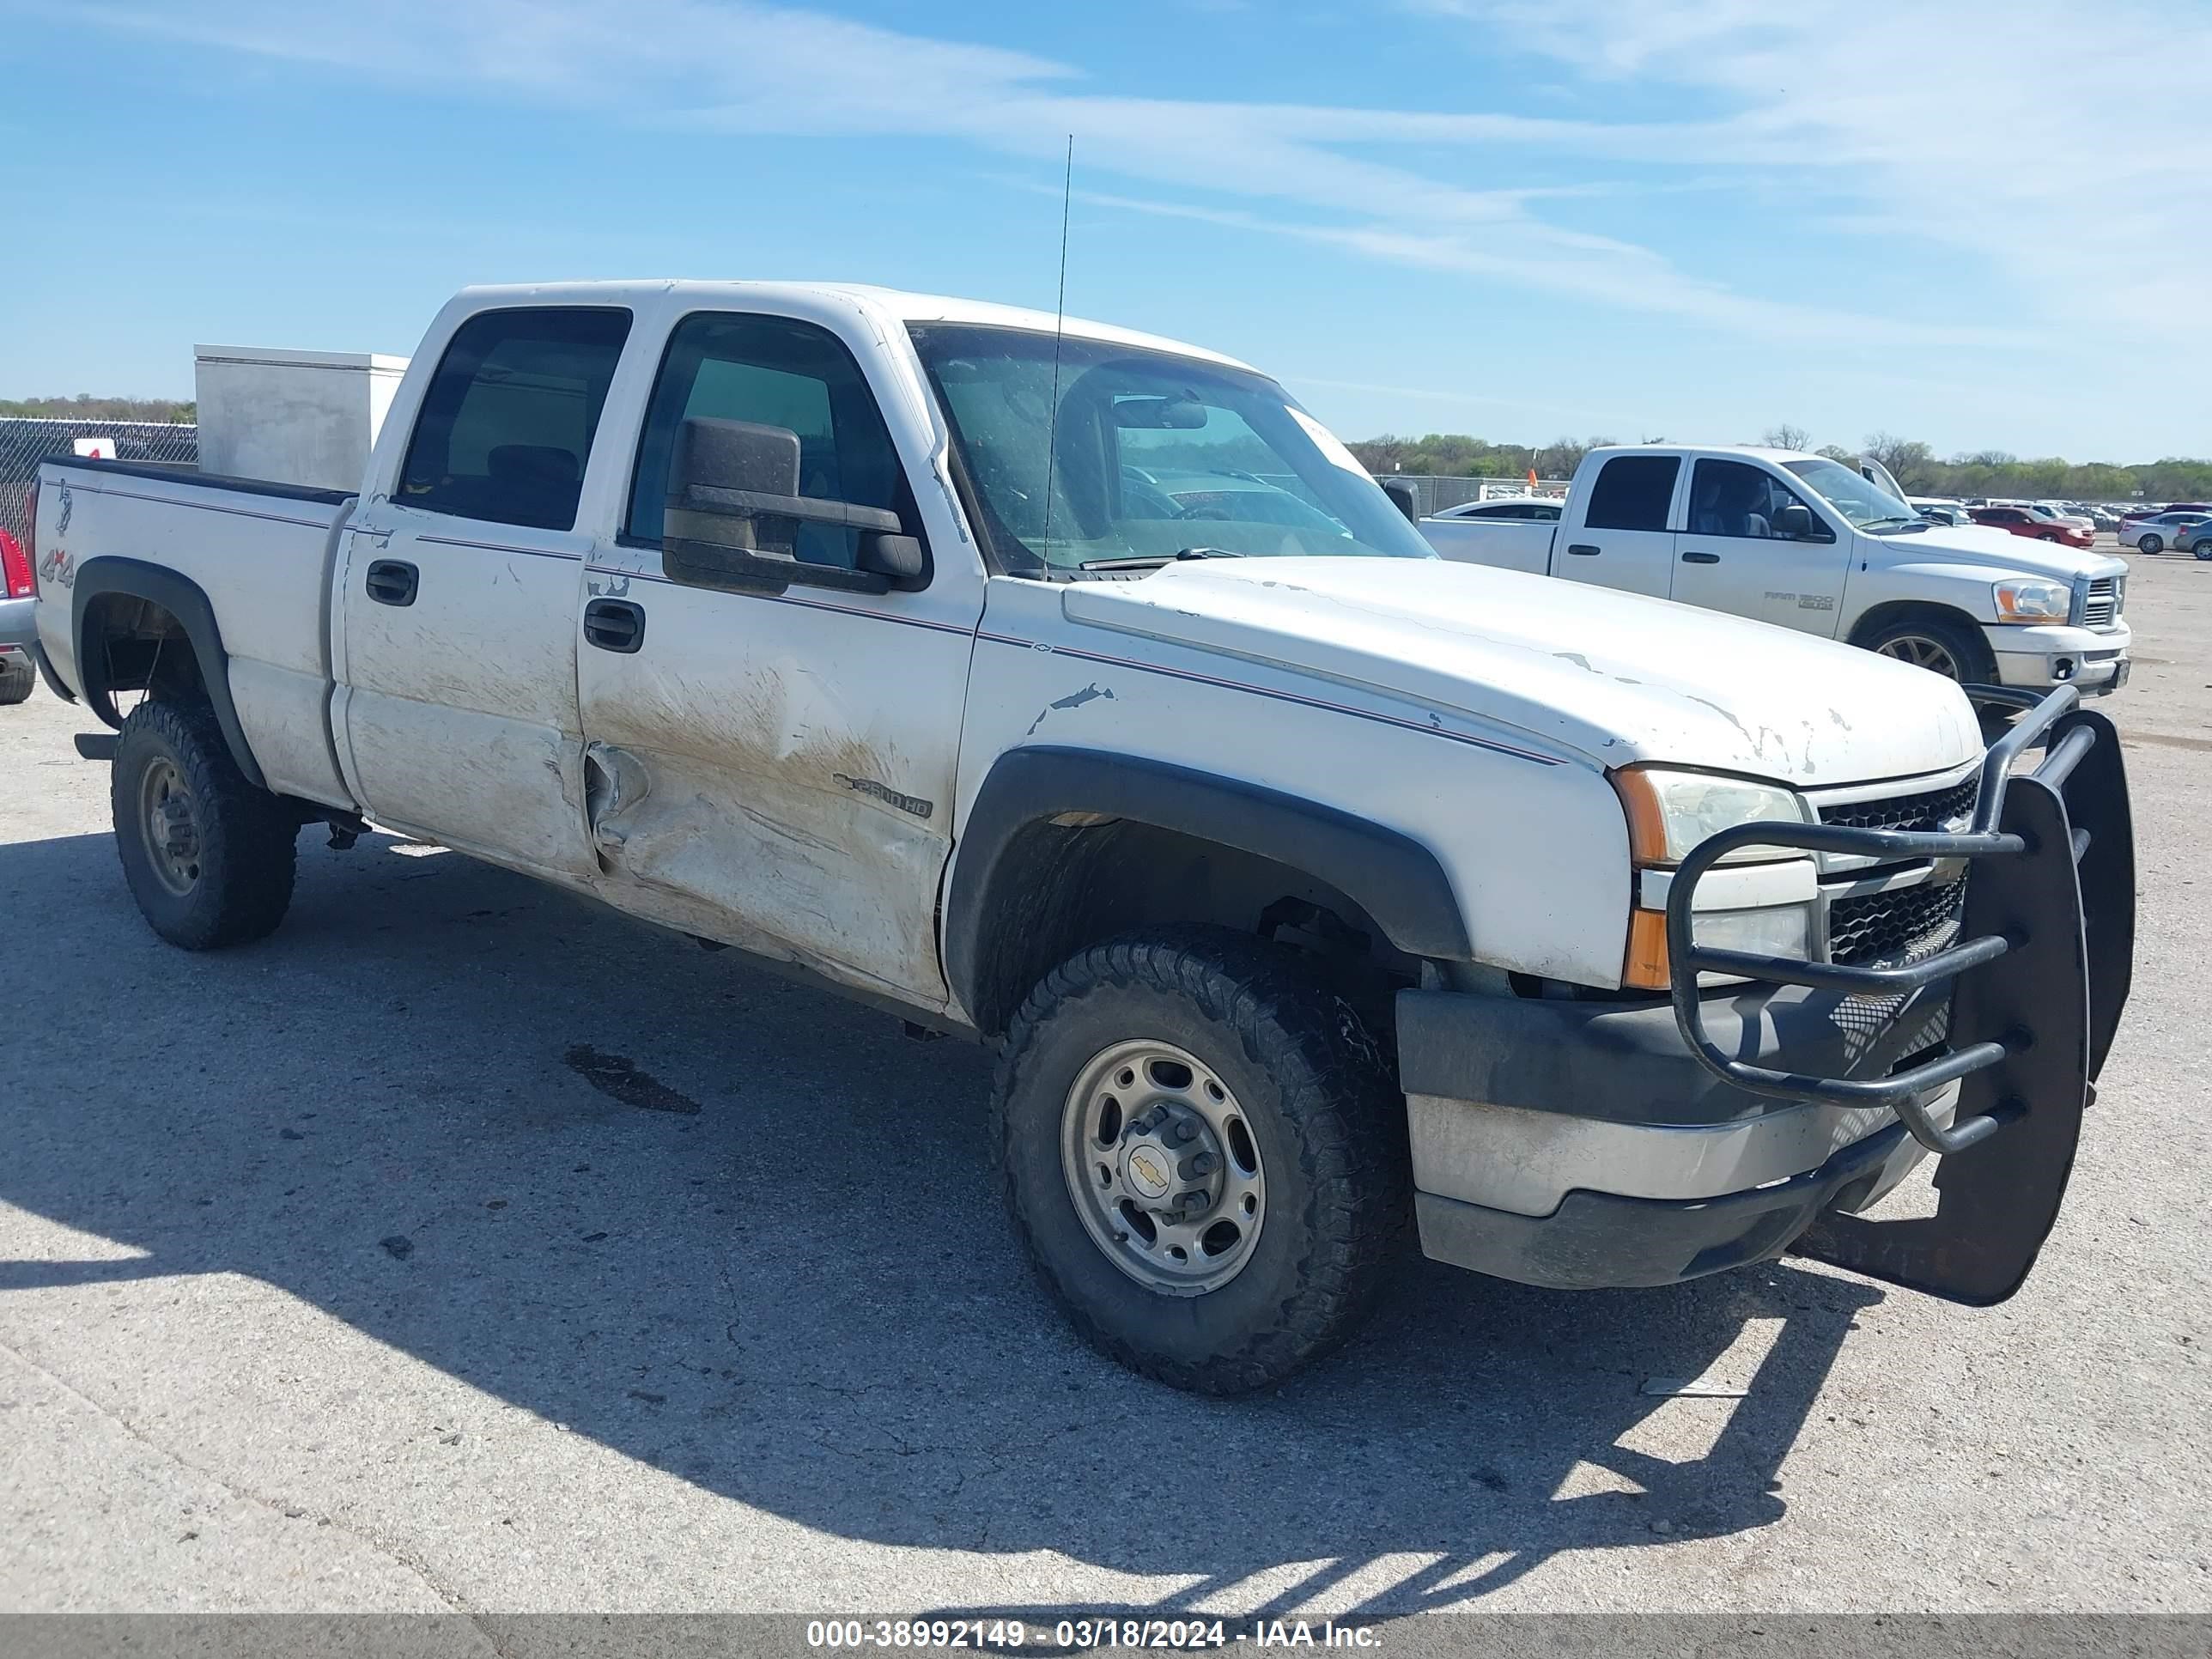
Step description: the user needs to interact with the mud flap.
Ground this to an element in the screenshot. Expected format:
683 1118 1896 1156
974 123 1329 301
1792 709 2132 1304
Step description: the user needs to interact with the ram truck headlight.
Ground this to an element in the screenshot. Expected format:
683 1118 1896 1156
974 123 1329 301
1610 765 1814 991
1993 579 2069 623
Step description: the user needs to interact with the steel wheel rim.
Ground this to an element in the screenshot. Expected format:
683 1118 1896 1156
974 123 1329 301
138 757 202 896
1060 1038 1267 1297
2142 538 2161 554
1875 634 1962 679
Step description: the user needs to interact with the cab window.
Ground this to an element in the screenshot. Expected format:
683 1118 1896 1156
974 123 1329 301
397 307 632 532
1687 459 1828 541
1583 456 1680 532
628 312 906 569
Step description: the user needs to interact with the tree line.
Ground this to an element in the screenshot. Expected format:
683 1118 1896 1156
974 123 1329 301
0 395 196 422
1352 428 2212 502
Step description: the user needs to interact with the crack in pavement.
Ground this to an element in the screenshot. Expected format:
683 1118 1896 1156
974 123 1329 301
0 1336 508 1649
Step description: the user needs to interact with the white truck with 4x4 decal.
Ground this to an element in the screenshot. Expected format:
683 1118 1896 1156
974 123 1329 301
26 283 2135 1392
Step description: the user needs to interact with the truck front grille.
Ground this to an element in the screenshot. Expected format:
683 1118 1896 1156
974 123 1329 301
1817 776 1978 836
1828 874 1967 967
2081 576 2119 628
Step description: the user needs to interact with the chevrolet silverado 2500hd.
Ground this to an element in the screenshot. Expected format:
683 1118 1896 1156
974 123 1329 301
27 283 2134 1392
1419 443 2131 693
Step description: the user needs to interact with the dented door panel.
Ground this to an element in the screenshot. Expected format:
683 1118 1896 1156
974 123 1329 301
574 562 974 1005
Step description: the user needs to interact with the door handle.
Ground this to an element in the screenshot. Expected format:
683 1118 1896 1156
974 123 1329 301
364 559 418 606
583 598 647 654
1680 550 1722 564
1565 543 1601 556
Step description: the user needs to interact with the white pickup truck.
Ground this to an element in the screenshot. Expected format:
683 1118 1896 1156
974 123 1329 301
1418 443 2131 693
26 283 2134 1393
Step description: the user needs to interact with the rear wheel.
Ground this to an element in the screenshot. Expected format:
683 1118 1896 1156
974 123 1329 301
1860 614 1996 685
0 653 33 706
2138 534 2164 555
2194 541 2212 562
993 929 1407 1395
112 699 298 949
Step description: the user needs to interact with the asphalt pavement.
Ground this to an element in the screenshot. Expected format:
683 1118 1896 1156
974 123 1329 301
2 546 2207 1623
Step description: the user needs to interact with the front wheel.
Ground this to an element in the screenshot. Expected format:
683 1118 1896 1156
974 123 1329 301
2138 535 2164 555
112 698 299 949
993 930 1407 1395
1860 613 1996 685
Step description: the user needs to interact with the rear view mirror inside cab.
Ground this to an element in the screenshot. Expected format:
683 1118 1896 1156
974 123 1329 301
1111 396 1207 429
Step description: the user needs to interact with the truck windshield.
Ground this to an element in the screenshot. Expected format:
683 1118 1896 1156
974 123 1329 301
1782 458 1918 530
908 324 1435 576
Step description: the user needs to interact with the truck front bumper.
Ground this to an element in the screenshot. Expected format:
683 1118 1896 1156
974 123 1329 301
1399 984 1955 1290
1983 621 2130 694
1403 685 2134 1305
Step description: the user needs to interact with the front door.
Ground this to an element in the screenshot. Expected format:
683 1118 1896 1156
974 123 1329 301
337 305 633 876
1559 453 1680 598
574 307 977 1005
1671 457 1852 635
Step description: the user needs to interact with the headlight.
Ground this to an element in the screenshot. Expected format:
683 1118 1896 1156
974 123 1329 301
1993 579 2069 623
1610 766 1809 866
1612 766 1812 991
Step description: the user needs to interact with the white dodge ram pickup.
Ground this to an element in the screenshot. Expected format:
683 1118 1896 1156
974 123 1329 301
26 283 2135 1392
1418 444 2131 694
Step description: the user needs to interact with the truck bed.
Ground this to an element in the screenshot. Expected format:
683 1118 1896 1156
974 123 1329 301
33 457 358 807
1417 514 1555 574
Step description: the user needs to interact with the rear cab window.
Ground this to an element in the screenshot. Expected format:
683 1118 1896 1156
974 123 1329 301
398 307 633 532
1583 455 1680 532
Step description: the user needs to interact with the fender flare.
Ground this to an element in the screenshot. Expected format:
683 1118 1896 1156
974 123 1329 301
944 745 1473 1019
72 556 266 789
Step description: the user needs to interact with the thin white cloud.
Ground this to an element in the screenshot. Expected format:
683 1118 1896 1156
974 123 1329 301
1413 0 2212 350
54 0 2002 348
45 0 2210 410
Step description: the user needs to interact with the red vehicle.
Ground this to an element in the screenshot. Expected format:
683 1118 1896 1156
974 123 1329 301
1968 504 2095 548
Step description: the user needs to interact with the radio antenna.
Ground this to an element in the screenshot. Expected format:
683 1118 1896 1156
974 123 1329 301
1040 134 1074 556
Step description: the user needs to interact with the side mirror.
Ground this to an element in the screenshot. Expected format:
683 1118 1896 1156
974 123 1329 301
860 532 924 580
1381 478 1419 523
1773 501 1824 540
664 416 923 595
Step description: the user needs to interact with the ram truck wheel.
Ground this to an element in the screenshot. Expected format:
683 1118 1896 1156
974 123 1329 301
0 652 33 706
111 698 299 949
1861 614 1996 685
993 928 1407 1395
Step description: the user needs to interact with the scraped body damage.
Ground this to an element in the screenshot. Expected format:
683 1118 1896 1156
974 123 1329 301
575 575 971 1006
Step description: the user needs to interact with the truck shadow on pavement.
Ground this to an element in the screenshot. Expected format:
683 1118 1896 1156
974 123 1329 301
0 827 1884 1620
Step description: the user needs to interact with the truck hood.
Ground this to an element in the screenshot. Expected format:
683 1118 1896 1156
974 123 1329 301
1062 557 1982 785
1873 523 2124 581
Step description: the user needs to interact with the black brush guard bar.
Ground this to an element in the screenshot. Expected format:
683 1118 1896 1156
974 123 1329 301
1662 682 2136 1304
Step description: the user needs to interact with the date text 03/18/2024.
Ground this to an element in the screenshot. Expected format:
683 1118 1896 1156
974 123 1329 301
804 1617 1382 1649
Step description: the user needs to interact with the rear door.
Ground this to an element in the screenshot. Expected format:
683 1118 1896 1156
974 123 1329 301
1672 457 1852 635
1558 453 1681 597
336 306 632 875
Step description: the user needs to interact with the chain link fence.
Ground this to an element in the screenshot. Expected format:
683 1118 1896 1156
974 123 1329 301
1370 473 1571 519
0 418 198 544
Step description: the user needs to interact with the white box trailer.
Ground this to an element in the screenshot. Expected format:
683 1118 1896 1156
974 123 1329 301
192 345 409 493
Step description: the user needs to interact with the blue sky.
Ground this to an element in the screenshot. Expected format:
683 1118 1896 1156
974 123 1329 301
5 0 2208 460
